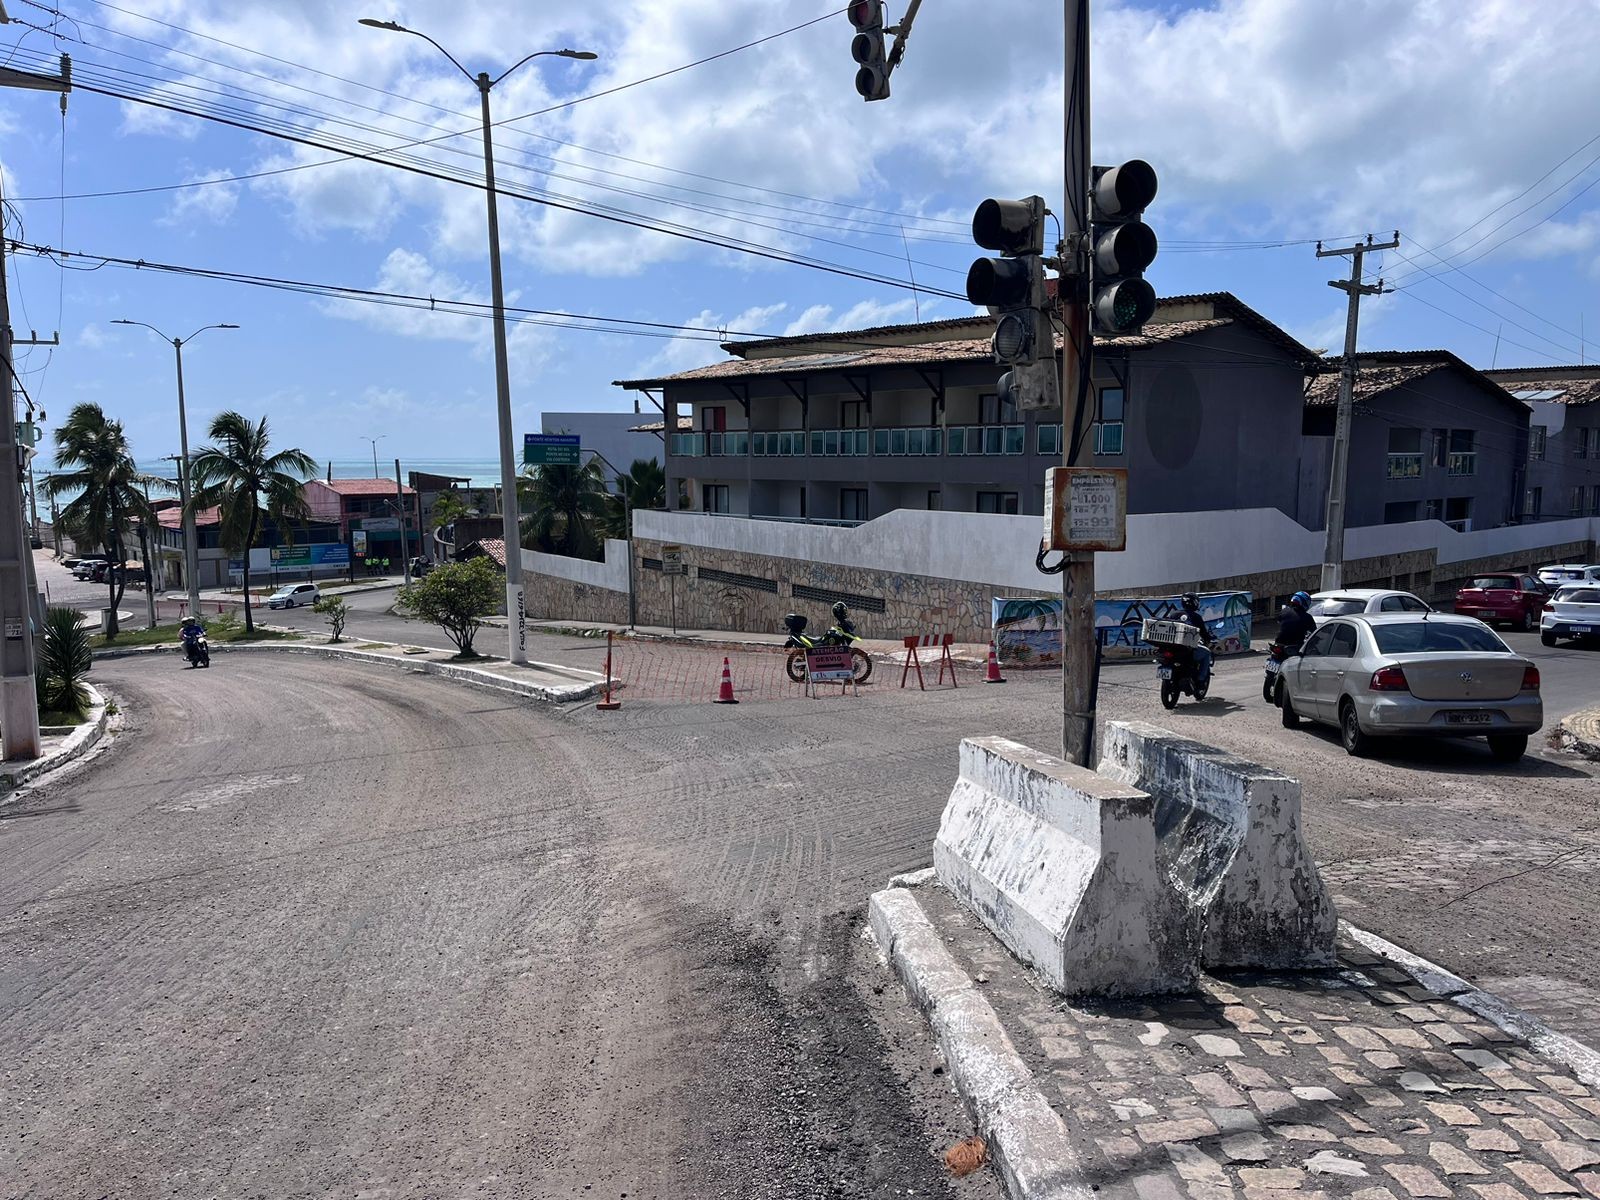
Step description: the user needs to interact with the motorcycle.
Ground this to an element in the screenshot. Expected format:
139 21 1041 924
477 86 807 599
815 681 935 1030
1155 644 1208 709
783 610 872 684
1262 642 1290 703
180 627 211 669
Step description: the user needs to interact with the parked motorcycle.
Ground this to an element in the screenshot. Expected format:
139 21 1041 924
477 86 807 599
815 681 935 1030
783 604 871 684
1262 641 1291 703
180 626 211 669
1155 644 1207 709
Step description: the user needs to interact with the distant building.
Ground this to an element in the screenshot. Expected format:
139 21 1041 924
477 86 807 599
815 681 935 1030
152 507 343 589
1483 365 1600 521
539 411 664 490
1301 351 1529 531
304 478 421 566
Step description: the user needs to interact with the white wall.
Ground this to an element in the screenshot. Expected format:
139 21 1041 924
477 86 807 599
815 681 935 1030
521 538 630 592
632 509 1598 593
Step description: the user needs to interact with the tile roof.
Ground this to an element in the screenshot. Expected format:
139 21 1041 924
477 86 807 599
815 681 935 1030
315 478 417 496
1482 365 1600 407
630 416 694 433
1304 350 1523 414
615 321 1231 388
157 505 220 529
462 538 506 567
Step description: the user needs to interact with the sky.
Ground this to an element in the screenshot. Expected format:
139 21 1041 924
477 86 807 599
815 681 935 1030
3 0 1599 471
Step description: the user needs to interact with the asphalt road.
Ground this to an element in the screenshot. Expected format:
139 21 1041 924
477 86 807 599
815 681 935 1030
2 614 1597 1196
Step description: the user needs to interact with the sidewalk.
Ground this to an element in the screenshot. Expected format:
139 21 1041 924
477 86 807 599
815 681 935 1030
874 877 1600 1200
1553 708 1600 761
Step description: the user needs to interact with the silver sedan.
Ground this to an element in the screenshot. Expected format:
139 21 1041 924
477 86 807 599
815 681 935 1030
1277 613 1543 762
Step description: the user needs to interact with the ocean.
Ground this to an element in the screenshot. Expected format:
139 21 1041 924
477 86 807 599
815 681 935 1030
129 459 506 490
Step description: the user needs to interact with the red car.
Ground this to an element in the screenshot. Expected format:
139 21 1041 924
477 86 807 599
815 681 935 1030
1453 572 1548 631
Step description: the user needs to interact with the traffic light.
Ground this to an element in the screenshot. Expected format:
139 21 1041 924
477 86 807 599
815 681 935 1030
849 1 890 101
967 195 1055 410
1088 159 1159 336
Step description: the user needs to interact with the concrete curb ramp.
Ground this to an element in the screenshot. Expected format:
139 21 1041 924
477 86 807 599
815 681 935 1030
867 886 1093 1200
94 640 605 705
0 684 110 794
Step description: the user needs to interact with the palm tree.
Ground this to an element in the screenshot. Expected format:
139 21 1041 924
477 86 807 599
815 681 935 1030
602 457 665 540
189 412 316 633
43 403 164 639
518 459 608 560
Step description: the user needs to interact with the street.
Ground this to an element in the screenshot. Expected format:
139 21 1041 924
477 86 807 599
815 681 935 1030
1 628 1598 1196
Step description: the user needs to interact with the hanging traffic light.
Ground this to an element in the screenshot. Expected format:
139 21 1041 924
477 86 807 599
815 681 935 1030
849 1 890 101
1088 160 1159 336
967 195 1056 409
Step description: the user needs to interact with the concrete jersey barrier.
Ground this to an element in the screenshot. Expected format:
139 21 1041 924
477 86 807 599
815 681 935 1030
933 735 1194 996
1097 719 1337 970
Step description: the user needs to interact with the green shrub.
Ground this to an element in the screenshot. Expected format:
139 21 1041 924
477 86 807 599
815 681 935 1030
396 558 501 656
312 594 349 642
38 606 93 720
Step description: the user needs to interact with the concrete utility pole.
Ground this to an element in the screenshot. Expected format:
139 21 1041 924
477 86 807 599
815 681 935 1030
1316 233 1398 590
1060 0 1095 766
394 458 412 587
0 54 70 760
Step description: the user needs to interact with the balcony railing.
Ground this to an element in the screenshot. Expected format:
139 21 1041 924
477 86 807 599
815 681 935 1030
1447 452 1477 477
672 423 1026 458
1386 452 1423 480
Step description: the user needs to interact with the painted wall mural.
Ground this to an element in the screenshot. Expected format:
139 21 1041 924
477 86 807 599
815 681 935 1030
993 591 1254 664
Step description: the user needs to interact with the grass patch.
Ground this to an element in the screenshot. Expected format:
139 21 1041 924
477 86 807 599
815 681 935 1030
354 642 387 651
92 619 298 650
39 707 88 727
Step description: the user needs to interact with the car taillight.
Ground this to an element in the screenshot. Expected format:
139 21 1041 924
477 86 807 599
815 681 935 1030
1369 666 1409 692
1544 603 1555 612
1522 665 1540 691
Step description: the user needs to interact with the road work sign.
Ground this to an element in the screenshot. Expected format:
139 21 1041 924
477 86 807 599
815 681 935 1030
805 647 856 682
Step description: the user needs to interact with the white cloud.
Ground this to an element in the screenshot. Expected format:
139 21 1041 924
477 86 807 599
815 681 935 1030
164 170 242 226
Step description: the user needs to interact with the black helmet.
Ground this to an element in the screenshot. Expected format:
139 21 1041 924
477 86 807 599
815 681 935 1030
1180 592 1200 609
831 600 848 620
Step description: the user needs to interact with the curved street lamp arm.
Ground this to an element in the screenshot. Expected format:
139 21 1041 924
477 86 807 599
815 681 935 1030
490 49 565 88
111 317 170 342
363 19 475 84
180 322 238 346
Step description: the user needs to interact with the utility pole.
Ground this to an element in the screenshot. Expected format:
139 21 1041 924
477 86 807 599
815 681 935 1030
0 54 69 760
394 458 412 587
1060 0 1094 766
1316 232 1398 590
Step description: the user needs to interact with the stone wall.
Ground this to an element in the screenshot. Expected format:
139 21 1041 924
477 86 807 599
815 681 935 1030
522 569 628 626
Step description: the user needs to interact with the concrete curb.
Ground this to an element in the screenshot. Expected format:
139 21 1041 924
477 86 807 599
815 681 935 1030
1549 707 1600 761
94 639 604 705
868 886 1091 1200
1343 921 1600 1091
0 684 110 794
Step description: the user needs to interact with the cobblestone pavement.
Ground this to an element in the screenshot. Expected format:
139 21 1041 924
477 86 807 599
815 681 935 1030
1554 708 1600 760
915 884 1600 1200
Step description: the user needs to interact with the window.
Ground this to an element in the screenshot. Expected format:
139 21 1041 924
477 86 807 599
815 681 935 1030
926 490 941 510
1525 487 1542 519
841 488 868 522
841 400 866 429
1431 428 1448 467
1095 387 1125 456
1447 429 1476 476
1372 622 1508 655
1326 624 1358 658
1037 423 1062 456
1383 501 1418 524
1574 486 1587 516
1302 627 1334 657
1580 428 1594 459
1386 427 1423 479
1445 496 1472 530
976 491 1019 515
1529 425 1547 460
799 487 807 519
980 392 1017 425
702 406 726 433
1379 595 1410 612
702 484 729 513
1423 498 1443 521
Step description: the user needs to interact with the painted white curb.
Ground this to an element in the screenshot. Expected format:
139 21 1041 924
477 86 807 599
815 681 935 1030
94 639 604 705
1343 921 1600 1091
869 885 1092 1200
0 684 110 794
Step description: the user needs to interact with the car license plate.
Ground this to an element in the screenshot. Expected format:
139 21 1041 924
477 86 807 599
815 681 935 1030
1157 667 1173 680
1572 624 1591 633
1445 711 1492 726
1264 660 1281 674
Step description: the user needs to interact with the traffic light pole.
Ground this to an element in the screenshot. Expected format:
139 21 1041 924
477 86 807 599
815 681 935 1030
1316 234 1398 590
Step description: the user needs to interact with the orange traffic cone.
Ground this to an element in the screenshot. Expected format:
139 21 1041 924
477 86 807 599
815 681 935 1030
714 656 740 704
984 641 1006 684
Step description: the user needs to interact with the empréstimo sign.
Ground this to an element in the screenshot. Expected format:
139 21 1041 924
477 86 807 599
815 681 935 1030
1043 466 1128 552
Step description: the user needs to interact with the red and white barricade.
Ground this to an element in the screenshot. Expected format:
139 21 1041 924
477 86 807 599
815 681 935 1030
901 633 957 690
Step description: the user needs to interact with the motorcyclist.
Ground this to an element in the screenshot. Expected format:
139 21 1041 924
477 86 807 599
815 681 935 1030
179 616 206 664
1277 590 1316 652
1174 592 1216 686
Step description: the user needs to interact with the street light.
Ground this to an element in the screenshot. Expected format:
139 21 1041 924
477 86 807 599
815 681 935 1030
363 434 386 478
112 319 238 620
359 17 597 665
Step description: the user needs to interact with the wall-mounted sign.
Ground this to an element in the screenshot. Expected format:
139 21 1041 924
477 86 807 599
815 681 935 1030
661 544 686 576
1044 466 1128 552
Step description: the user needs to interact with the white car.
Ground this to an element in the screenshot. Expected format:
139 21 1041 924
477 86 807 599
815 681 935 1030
1306 588 1432 617
266 582 320 609
1535 564 1596 590
1540 585 1600 646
